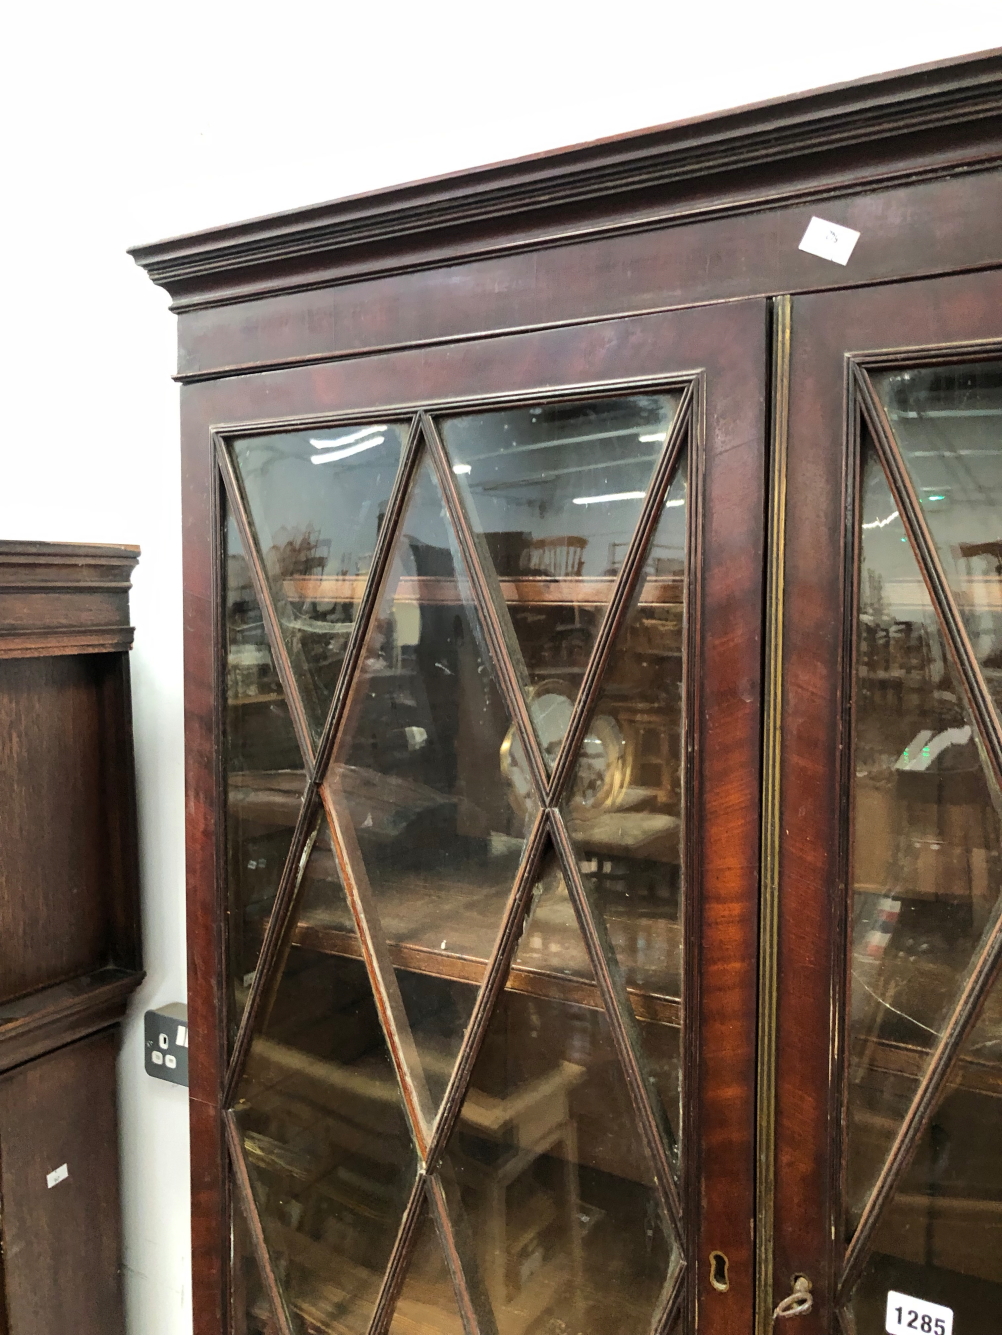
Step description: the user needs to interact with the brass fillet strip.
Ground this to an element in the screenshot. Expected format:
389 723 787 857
755 294 791 1335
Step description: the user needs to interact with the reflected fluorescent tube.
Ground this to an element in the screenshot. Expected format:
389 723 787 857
572 490 645 505
311 435 385 465
453 463 472 475
310 424 387 464
639 432 667 443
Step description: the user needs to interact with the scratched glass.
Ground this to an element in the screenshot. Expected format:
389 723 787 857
845 432 1002 1235
847 962 1002 1332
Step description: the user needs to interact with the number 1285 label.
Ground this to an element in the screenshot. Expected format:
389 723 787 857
886 1291 953 1335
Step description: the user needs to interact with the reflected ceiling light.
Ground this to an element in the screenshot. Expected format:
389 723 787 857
664 498 685 508
572 490 645 505
310 424 387 464
453 463 472 475
639 432 667 443
310 436 386 464
862 509 900 530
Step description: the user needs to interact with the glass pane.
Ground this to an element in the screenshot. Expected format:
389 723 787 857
226 512 307 1040
874 362 1002 724
388 1196 466 1335
231 422 409 740
439 394 681 769
441 852 680 1335
846 435 1002 1231
846 960 1002 1334
560 452 688 1153
232 1193 274 1335
233 829 418 1335
327 449 538 1122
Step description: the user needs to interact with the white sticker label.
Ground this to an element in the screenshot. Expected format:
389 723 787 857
46 1163 69 1189
886 1291 953 1335
798 215 860 266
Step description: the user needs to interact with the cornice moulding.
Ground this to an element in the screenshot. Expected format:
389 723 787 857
130 50 1002 306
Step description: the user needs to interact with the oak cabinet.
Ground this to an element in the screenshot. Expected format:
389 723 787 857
0 541 142 1335
133 50 1002 1335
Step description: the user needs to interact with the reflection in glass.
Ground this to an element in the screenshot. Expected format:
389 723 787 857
847 435 1002 1229
847 962 1002 1333
387 1196 465 1335
232 1191 273 1335
233 834 417 1335
441 854 679 1335
560 452 688 1151
328 451 536 1120
439 394 681 768
231 423 409 740
874 362 1002 723
226 514 307 1040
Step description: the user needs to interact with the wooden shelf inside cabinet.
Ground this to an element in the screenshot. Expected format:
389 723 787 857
0 540 142 1335
284 574 685 608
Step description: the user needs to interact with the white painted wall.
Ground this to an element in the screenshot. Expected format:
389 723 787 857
1 3 999 1331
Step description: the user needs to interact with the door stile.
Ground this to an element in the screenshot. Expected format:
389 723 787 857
687 310 768 1335
755 294 792 1335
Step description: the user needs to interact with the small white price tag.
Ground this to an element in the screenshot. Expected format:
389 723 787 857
886 1290 953 1335
46 1163 69 1189
798 215 860 266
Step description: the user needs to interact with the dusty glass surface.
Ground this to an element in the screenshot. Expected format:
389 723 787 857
387 1196 465 1335
233 832 418 1335
440 855 679 1335
439 394 681 769
230 423 409 740
846 436 1002 1230
874 361 1002 722
847 963 1002 1333
225 514 307 1039
327 451 536 1122
559 451 687 1152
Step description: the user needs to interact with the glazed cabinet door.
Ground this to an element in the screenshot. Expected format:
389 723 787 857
182 301 768 1335
773 270 1002 1334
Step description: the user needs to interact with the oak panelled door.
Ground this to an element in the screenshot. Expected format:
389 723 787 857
776 269 1002 1335
217 303 766 1335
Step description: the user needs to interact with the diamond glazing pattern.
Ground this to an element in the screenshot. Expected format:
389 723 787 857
221 397 692 1335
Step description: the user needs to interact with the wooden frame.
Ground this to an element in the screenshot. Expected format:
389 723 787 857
131 49 1002 1335
0 540 143 1335
780 270 1002 1328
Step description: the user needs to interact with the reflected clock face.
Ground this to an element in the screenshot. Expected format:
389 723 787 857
500 680 626 818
